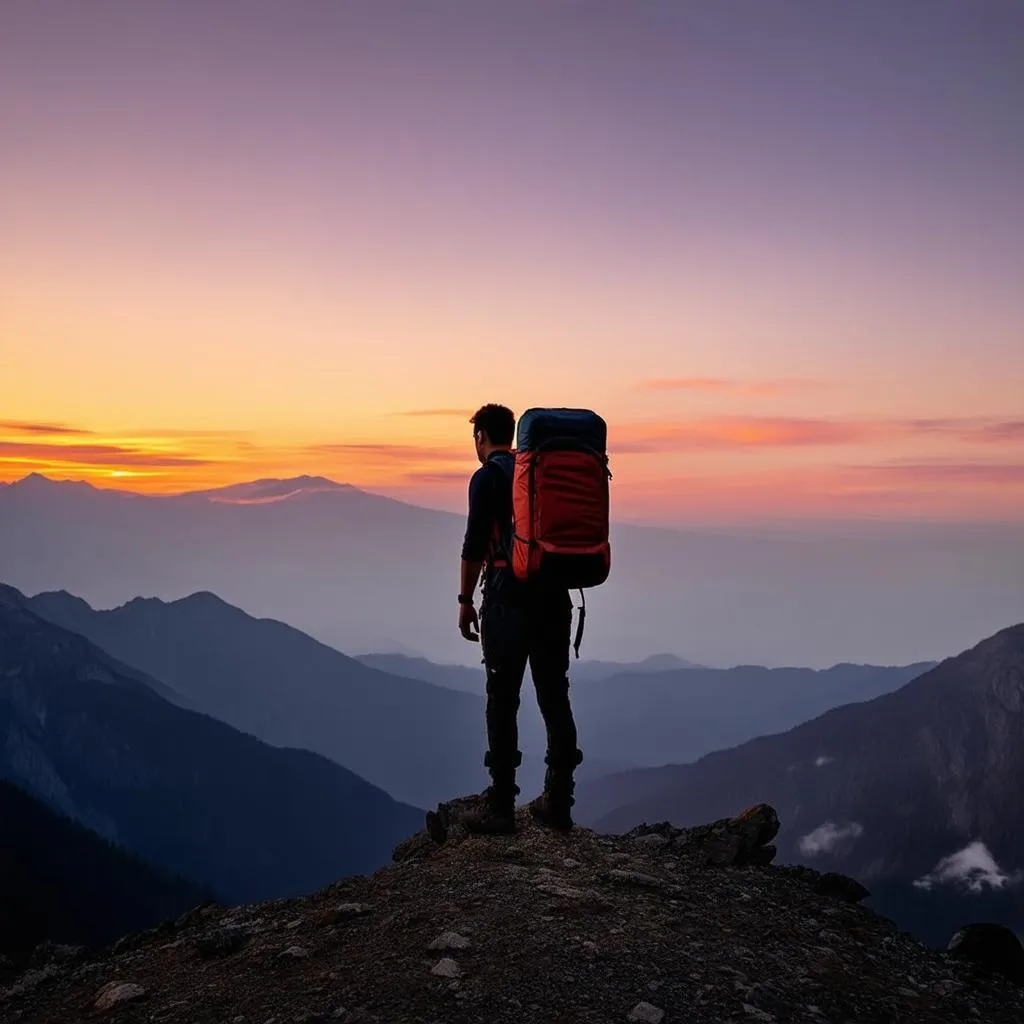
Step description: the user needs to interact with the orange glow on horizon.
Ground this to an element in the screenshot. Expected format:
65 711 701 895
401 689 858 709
2 414 1022 522
3 2 1022 531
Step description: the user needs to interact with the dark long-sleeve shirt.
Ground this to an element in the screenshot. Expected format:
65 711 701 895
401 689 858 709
461 451 514 563
461 450 519 605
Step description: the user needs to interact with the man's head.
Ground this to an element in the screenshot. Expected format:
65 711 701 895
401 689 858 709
470 404 515 464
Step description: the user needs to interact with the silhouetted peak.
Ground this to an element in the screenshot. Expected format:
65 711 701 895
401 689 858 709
173 591 235 612
120 595 167 610
10 473 96 493
187 476 355 504
28 590 94 617
111 592 236 622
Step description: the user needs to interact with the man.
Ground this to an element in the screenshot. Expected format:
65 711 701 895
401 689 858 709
458 403 584 834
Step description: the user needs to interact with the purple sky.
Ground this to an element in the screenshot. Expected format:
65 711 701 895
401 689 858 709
2 1 1022 518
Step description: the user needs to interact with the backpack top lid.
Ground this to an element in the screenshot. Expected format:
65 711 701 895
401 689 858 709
516 408 607 453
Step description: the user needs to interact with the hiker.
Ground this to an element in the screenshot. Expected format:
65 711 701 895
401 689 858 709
458 403 608 834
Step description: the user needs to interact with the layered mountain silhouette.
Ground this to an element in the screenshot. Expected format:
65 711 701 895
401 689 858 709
561 660 932 767
26 588 929 804
355 653 486 692
0 779 210 964
22 591 629 798
583 623 1024 945
27 588 485 809
360 650 930 767
357 652 704 693
3 472 1020 668
0 584 422 904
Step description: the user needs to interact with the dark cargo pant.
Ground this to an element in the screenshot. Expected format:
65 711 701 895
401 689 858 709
480 583 582 798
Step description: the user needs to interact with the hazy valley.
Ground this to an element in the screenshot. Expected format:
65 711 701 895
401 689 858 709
2 473 1023 979
3 473 1021 668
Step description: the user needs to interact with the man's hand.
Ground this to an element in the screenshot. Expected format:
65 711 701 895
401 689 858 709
458 601 480 642
459 559 483 642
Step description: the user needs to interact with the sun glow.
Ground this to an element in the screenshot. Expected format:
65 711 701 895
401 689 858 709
1 410 1022 523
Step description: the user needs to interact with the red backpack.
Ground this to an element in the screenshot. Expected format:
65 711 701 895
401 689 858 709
510 408 611 652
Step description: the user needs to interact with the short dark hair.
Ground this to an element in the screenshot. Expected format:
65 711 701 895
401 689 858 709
470 404 515 446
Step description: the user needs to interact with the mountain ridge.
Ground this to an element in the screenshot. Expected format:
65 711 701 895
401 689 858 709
0 583 424 903
6 807 1024 1023
25 586 489 809
27 588 934 802
580 621 1024 944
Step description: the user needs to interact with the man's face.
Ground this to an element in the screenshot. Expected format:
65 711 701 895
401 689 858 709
473 428 487 465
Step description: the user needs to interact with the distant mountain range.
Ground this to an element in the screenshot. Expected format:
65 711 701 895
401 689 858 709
559 659 933 768
27 588 485 809
25 588 931 806
580 623 1024 946
359 649 931 768
356 652 704 693
5 472 1023 954
3 472 1021 667
3 568 1023 950
0 778 209 964
0 584 422 904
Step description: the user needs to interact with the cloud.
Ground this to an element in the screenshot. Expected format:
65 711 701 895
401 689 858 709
612 455 1024 524
815 755 834 767
0 420 92 436
973 421 1024 444
798 821 864 856
857 461 1024 485
904 419 1024 445
611 412 1024 457
634 377 825 396
5 411 1021 505
906 418 981 434
913 841 1022 893
0 441 211 468
884 419 1024 446
614 413 1024 455
614 416 883 453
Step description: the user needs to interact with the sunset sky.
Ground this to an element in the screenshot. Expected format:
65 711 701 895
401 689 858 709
2 0 1022 522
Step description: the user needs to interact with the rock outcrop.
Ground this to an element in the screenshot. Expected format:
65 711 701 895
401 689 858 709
948 923 1024 984
4 806 1024 1023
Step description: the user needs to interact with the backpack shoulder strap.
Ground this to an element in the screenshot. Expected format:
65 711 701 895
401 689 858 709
485 452 515 565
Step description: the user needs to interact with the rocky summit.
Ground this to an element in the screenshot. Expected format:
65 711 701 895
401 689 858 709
5 804 1024 1024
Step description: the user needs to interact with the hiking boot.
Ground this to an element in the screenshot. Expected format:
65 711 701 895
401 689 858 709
528 790 573 832
529 752 581 832
462 786 517 835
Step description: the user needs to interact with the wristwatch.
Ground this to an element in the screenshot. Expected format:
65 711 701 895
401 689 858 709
457 594 474 605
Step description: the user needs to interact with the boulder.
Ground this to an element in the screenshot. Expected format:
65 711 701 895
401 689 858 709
693 805 780 867
948 923 1024 984
628 1001 665 1023
628 805 780 867
95 982 147 1011
431 957 462 978
424 792 492 845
